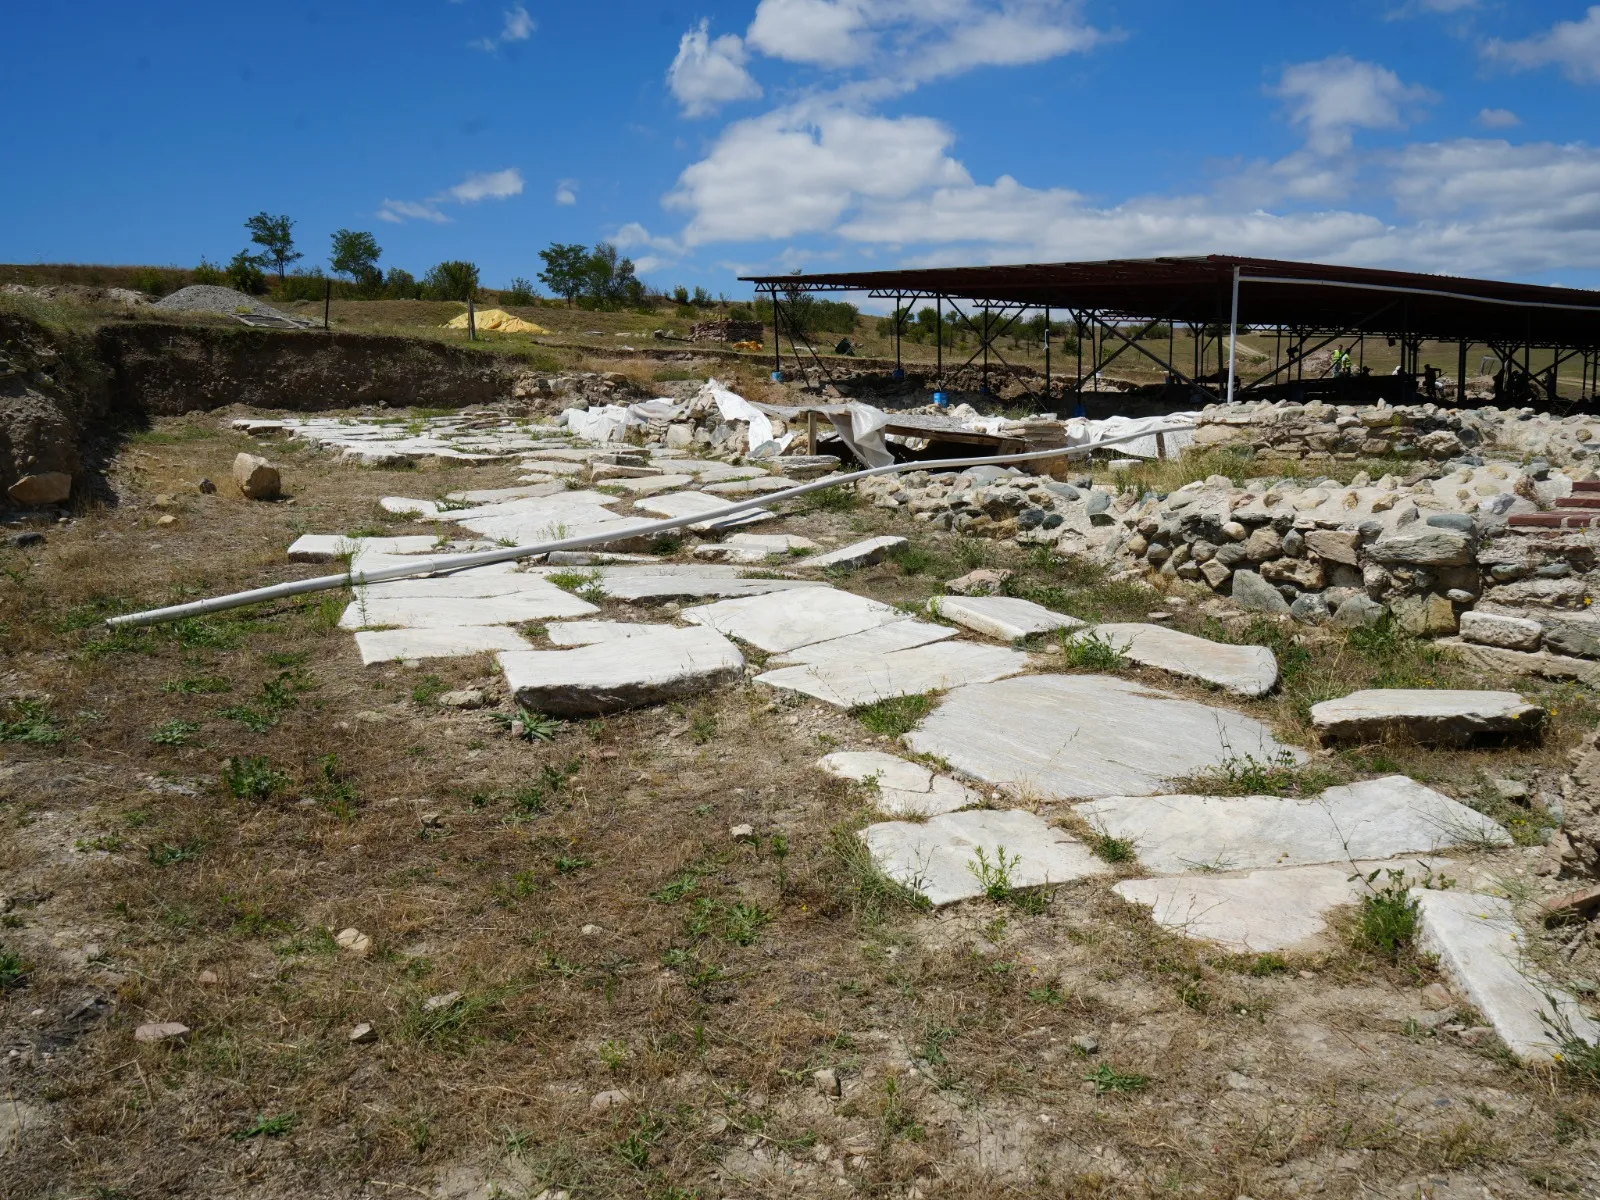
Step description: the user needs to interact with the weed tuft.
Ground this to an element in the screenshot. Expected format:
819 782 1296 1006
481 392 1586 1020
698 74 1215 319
221 756 289 802
850 693 933 738
1350 869 1418 958
1058 629 1126 670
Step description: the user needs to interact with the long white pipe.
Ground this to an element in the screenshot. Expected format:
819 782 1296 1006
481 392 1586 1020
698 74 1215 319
106 423 1192 629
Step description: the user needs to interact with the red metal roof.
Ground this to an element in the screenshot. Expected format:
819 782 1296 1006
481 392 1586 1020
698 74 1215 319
741 255 1600 348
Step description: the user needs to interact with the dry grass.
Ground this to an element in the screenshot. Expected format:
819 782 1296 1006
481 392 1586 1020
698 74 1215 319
2 416 1599 1198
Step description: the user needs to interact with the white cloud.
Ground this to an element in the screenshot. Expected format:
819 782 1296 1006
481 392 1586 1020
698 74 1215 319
471 4 535 51
445 168 525 203
555 178 578 206
1483 6 1600 85
1476 107 1520 129
665 106 969 245
378 168 524 223
668 20 763 117
744 0 1104 86
1273 56 1435 155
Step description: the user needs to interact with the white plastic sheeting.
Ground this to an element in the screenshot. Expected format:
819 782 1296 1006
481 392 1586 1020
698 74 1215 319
827 402 895 468
1064 413 1197 459
702 379 795 457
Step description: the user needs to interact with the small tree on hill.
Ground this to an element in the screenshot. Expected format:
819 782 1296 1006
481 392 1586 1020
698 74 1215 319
537 243 589 306
225 250 267 295
423 260 480 302
581 242 643 310
330 229 382 287
245 213 302 284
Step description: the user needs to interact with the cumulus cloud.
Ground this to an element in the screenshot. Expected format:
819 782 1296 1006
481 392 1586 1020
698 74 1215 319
743 0 1104 86
1273 56 1435 155
554 178 578 206
668 20 762 117
1477 107 1520 128
471 4 534 52
378 168 524 224
1483 6 1600 85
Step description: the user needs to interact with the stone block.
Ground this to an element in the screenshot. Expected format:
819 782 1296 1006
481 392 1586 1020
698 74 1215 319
1310 688 1545 745
232 453 281 500
499 625 744 715
6 471 71 505
1230 569 1290 615
1460 610 1542 652
1303 528 1360 565
929 595 1083 641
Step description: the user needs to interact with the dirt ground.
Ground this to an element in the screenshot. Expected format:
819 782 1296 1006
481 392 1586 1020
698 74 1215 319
3 412 1600 1199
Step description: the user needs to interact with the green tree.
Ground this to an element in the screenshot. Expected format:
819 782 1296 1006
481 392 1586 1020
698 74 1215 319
329 229 381 286
383 267 420 299
504 277 538 304
225 250 266 295
578 243 642 310
537 243 589 306
422 260 480 302
245 213 302 284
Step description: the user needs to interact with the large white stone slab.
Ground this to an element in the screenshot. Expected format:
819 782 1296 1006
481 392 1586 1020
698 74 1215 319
1310 689 1546 744
447 484 567 503
683 587 909 652
1094 623 1279 698
693 533 818 563
818 750 981 816
1115 864 1379 953
758 641 1029 707
288 534 442 562
379 496 441 517
1413 889 1600 1062
339 589 598 629
498 625 744 715
354 625 531 665
905 675 1303 800
703 477 795 497
590 568 826 602
772 619 957 665
802 536 906 570
633 491 773 531
930 595 1085 642
601 473 695 496
1078 776 1509 874
545 620 671 646
355 568 563 600
862 809 1107 906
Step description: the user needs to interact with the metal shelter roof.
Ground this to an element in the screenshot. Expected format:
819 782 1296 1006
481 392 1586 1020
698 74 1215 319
741 255 1600 348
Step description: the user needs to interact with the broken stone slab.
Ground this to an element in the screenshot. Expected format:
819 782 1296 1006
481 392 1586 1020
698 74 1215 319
1369 529 1475 567
818 750 982 817
1229 569 1290 615
929 595 1084 642
905 674 1304 800
1539 882 1600 925
1115 861 1428 953
769 455 841 480
862 808 1107 906
544 551 657 566
447 484 568 503
702 477 796 497
800 536 907 570
379 496 442 517
339 589 598 629
1077 776 1509 875
287 533 444 562
692 533 818 563
944 568 1013 596
769 619 957 665
600 473 696 496
546 620 677 646
1413 888 1600 1062
757 641 1029 707
232 452 282 500
1460 610 1542 651
1310 689 1546 745
683 587 910 653
588 568 825 603
499 625 744 715
6 471 72 505
632 491 773 531
1093 622 1279 698
353 626 532 665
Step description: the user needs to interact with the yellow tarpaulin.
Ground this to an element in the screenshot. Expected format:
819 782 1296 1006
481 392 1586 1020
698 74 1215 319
443 309 550 335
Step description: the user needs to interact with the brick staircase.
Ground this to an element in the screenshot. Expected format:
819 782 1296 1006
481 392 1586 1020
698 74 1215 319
1508 479 1600 530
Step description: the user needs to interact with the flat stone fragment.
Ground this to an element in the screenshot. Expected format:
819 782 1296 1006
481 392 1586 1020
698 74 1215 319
545 620 673 646
801 536 907 570
1440 640 1600 689
499 625 744 715
591 568 825 603
702 477 795 496
683 587 909 653
447 485 567 503
818 750 981 816
339 589 597 629
1078 776 1508 875
1310 689 1546 745
929 595 1085 641
354 568 556 600
354 626 532 665
288 533 443 562
758 641 1028 707
862 809 1107 906
1460 611 1543 651
1094 622 1279 697
1116 864 1387 953
1413 889 1600 1062
771 619 957 665
693 533 818 563
601 473 696 496
632 490 773 531
905 675 1303 800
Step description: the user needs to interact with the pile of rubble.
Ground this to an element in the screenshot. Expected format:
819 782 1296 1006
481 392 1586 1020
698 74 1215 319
1193 397 1599 465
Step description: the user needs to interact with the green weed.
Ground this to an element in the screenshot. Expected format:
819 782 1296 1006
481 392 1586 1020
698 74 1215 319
1084 1063 1150 1095
149 719 203 747
162 676 231 695
0 949 26 990
1058 629 1126 670
1175 749 1335 798
148 842 203 867
0 699 63 745
231 1113 296 1140
851 693 933 738
967 846 1020 901
1351 869 1418 958
220 756 288 802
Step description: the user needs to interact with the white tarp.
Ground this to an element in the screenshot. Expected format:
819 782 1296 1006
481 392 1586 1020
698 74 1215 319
701 379 794 457
562 404 632 442
827 402 895 468
1064 413 1198 459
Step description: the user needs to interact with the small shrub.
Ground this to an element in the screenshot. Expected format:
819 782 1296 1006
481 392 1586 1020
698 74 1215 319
1249 952 1290 977
1059 629 1126 670
231 1113 296 1141
796 485 858 514
411 675 446 706
0 699 63 745
722 901 772 946
1176 749 1335 798
0 948 29 989
851 693 933 738
1084 1063 1150 1095
887 542 939 576
221 756 288 802
967 846 1019 901
1351 869 1418 958
1090 831 1136 863
150 719 203 747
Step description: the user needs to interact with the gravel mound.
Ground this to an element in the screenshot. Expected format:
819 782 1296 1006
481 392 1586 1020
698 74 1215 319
153 285 303 322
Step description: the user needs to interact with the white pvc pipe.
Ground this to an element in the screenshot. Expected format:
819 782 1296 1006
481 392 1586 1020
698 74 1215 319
106 423 1193 629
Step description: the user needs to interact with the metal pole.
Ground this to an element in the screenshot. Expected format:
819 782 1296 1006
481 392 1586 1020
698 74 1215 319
771 286 781 377
323 278 331 330
1043 306 1051 408
894 291 902 372
935 296 943 389
1075 311 1084 415
467 294 476 341
105 423 1197 630
1225 264 1240 403
1457 339 1467 406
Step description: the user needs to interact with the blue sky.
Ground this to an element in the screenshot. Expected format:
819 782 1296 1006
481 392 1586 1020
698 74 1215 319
5 1 1599 299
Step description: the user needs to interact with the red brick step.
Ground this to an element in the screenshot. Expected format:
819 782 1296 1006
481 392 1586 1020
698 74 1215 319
1555 496 1600 509
1508 512 1600 529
